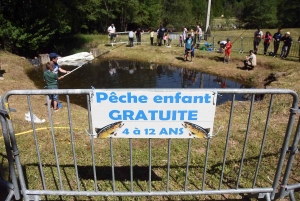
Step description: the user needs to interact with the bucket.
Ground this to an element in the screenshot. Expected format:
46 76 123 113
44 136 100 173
58 102 63 109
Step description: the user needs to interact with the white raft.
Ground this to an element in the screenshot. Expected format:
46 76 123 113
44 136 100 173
57 52 94 66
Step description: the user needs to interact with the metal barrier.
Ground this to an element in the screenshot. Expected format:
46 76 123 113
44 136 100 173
1 89 300 200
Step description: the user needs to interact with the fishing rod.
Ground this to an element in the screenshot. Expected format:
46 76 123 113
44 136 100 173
62 43 127 78
220 29 248 56
61 63 87 78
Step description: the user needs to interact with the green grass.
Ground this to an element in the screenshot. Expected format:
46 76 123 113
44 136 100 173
1 29 300 200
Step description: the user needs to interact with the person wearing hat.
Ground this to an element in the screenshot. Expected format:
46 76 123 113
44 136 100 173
280 32 293 59
49 53 70 75
224 38 232 64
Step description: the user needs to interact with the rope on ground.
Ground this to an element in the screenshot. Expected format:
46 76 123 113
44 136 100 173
0 127 82 139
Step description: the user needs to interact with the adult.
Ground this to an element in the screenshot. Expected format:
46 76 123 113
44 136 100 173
196 25 203 44
49 53 70 75
244 50 257 69
280 32 293 59
262 31 272 55
224 38 232 64
135 28 144 45
107 23 117 43
183 26 188 42
128 29 135 47
253 28 263 54
184 34 193 62
298 37 300 62
158 25 166 46
217 40 227 53
272 28 282 57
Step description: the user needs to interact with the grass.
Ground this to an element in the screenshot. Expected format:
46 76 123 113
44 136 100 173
0 28 300 200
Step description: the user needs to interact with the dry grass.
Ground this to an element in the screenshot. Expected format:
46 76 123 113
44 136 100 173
0 29 300 200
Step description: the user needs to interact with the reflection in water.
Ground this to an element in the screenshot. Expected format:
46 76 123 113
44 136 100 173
38 60 256 104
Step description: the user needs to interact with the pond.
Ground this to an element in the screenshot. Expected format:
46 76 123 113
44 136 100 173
36 60 253 105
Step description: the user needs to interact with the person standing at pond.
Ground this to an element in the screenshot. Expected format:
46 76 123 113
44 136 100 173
184 34 193 62
49 53 70 75
158 25 166 46
149 29 154 46
135 28 143 45
298 37 300 62
253 28 263 54
183 26 188 42
44 61 64 111
224 38 232 64
196 25 202 44
272 28 282 57
262 31 272 55
128 29 135 47
280 32 293 59
107 23 117 43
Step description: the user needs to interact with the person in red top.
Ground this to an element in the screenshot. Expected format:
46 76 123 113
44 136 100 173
262 31 272 55
224 38 232 64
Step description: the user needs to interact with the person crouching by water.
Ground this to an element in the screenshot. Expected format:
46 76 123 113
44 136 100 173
244 50 257 70
44 61 64 111
217 40 227 53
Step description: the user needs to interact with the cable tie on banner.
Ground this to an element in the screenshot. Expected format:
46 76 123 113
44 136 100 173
91 86 95 102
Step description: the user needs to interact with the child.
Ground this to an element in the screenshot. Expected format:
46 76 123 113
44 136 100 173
224 38 232 63
179 35 183 47
149 29 154 45
43 61 64 111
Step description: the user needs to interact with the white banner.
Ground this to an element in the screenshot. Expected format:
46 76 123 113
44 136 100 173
90 90 217 138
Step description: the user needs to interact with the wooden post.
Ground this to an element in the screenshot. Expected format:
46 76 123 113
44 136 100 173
38 54 50 65
90 48 100 58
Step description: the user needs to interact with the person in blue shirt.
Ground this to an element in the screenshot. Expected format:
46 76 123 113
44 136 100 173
184 34 193 61
272 28 282 57
49 53 70 75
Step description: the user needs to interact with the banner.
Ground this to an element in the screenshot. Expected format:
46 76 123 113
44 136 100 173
90 90 217 138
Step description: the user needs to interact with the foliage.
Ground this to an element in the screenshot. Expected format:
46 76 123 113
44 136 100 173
0 0 299 56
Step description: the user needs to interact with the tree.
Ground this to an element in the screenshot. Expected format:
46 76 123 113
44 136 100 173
239 0 279 28
277 0 300 27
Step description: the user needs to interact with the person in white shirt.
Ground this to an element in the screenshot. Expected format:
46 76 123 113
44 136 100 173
196 25 202 43
244 50 257 69
107 24 117 43
128 29 135 47
217 40 227 53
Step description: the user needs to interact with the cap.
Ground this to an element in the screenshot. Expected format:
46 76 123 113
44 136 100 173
49 52 59 59
226 38 230 41
286 32 290 35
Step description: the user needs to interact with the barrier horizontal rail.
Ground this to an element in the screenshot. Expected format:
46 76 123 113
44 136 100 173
1 88 299 201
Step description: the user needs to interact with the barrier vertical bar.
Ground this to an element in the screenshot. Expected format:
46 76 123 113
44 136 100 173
236 94 254 188
166 139 171 192
46 95 63 190
202 138 210 191
27 96 47 190
110 138 116 192
219 94 235 189
86 94 98 192
66 95 80 191
252 95 274 188
184 139 192 191
130 138 133 192
148 138 152 192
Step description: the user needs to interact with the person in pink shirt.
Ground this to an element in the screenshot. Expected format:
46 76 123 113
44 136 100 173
262 31 272 55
